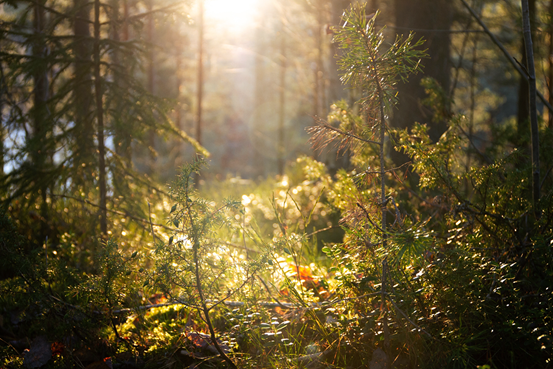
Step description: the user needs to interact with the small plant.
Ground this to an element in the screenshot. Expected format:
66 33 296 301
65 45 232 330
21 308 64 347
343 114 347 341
149 158 266 368
309 3 426 361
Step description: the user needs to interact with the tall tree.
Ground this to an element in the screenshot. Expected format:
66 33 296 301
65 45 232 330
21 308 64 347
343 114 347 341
73 0 94 189
94 0 108 236
32 0 52 242
521 0 540 213
548 0 553 128
277 2 287 176
517 0 536 141
0 62 4 179
196 0 204 153
146 0 156 175
393 0 452 143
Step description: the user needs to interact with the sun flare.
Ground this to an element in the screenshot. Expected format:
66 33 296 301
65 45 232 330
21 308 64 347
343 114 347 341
203 0 260 31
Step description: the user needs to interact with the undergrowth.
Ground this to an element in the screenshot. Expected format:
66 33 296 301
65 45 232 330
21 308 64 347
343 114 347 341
1 4 552 369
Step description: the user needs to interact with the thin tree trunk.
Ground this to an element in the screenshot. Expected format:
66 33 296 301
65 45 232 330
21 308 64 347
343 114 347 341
313 8 321 118
329 0 351 171
123 0 129 41
175 37 183 167
547 0 553 129
253 20 265 176
196 0 204 147
277 13 286 176
460 0 553 114
33 0 50 242
120 0 131 162
521 0 541 213
318 3 327 119
94 0 108 236
111 0 132 198
517 0 535 143
196 0 204 148
0 62 4 178
73 0 93 188
195 0 204 187
147 0 156 175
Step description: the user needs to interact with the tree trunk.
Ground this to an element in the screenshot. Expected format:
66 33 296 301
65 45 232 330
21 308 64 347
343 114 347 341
146 0 156 175
277 9 286 176
33 0 50 242
0 62 4 179
196 0 204 151
118 0 132 163
175 35 183 168
195 0 204 187
549 0 553 128
521 0 541 214
94 0 108 236
329 0 353 171
110 0 132 199
73 0 94 188
252 7 268 177
392 0 451 144
517 0 536 142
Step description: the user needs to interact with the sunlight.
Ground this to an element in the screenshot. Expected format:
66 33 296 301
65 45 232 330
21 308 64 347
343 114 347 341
203 0 260 31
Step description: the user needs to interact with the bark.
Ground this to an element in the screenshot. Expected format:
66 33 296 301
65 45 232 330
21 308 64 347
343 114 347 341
196 0 204 150
277 13 286 176
33 0 50 241
146 0 156 175
0 62 4 178
459 0 553 113
73 0 94 187
175 36 183 167
392 0 451 143
118 0 131 162
94 0 108 236
521 0 541 213
549 0 553 128
328 0 350 103
110 0 132 198
517 0 536 142
329 0 352 171
313 1 326 118
253 19 266 176
195 0 204 187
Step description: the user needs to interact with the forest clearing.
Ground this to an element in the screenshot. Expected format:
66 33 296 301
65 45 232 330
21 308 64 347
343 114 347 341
0 0 552 368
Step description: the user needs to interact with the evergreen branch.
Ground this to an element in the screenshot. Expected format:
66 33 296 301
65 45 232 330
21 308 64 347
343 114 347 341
386 296 433 339
307 121 381 154
116 2 185 22
51 193 175 231
207 275 255 312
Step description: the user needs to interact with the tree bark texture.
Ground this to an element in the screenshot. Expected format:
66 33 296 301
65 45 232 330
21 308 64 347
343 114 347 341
146 0 156 175
196 0 204 150
277 11 286 176
517 0 535 141
253 20 266 176
521 0 541 213
33 0 51 241
0 62 4 178
392 0 451 142
73 0 94 187
549 0 553 128
94 0 108 236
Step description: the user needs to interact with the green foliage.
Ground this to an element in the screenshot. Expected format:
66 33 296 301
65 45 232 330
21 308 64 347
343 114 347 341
1 2 552 368
302 4 553 369
334 8 425 108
